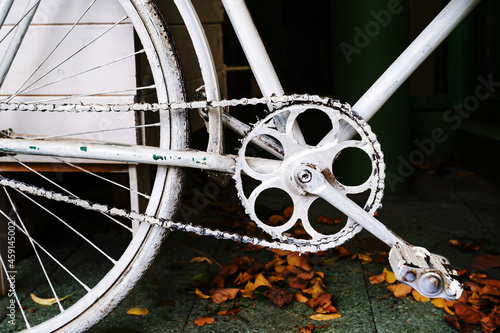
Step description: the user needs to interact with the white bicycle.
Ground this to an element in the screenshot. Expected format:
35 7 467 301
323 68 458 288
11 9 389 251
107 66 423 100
0 0 482 331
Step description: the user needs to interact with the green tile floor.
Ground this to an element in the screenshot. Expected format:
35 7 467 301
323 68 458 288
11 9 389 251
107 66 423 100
2 166 499 332
92 167 500 333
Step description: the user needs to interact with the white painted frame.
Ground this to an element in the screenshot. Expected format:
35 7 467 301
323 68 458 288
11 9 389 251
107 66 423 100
0 0 482 170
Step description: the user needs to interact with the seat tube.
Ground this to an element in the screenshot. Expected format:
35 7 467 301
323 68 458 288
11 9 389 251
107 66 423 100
221 0 287 129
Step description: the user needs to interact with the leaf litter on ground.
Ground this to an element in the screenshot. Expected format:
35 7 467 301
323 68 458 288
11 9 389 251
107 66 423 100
184 195 500 332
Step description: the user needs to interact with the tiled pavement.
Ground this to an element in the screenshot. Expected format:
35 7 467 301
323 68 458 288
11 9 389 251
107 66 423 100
90 168 500 332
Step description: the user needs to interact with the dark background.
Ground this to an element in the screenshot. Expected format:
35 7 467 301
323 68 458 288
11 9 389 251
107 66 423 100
222 0 500 192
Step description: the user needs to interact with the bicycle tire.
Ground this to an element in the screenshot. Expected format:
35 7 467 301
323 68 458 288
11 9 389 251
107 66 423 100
0 0 188 331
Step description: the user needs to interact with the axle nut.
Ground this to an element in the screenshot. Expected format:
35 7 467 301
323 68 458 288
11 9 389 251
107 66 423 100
297 169 312 183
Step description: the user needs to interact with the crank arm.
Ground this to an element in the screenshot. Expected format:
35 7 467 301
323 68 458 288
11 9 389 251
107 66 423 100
294 164 463 300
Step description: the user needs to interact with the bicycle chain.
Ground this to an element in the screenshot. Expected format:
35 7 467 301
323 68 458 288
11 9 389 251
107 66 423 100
0 94 331 113
0 94 385 253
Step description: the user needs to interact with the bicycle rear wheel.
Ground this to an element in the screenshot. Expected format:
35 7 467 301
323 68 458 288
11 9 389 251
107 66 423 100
0 0 187 331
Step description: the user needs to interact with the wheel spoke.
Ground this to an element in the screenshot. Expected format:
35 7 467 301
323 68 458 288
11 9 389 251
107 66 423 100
18 49 145 97
0 207 91 291
4 187 65 312
26 84 155 104
29 121 160 140
0 253 31 329
8 14 129 100
7 0 98 100
14 188 117 264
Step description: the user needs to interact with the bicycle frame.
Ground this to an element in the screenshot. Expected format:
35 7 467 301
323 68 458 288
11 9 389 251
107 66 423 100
0 0 481 169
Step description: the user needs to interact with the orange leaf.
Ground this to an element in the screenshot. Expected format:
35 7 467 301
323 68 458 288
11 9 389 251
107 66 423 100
383 268 397 284
210 288 239 304
481 314 497 333
234 272 253 285
219 263 238 276
297 271 315 280
387 283 412 298
369 273 386 285
412 289 430 302
190 257 212 265
194 316 215 327
432 298 456 309
254 273 272 289
335 246 351 257
317 216 336 225
265 286 293 308
309 313 341 321
284 206 294 218
195 288 210 299
351 253 372 264
269 214 286 225
298 324 315 333
126 307 149 316
288 276 308 289
473 254 500 271
241 281 255 298
287 252 312 272
217 307 241 316
444 306 456 316
302 278 325 298
454 302 482 325
479 285 500 297
295 293 309 303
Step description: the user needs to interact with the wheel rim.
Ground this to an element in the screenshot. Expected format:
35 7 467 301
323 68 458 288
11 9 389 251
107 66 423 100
0 1 187 331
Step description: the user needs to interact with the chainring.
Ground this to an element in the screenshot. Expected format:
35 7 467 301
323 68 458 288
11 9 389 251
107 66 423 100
234 101 385 252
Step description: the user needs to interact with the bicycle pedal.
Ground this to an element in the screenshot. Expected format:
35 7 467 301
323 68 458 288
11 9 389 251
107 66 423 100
388 242 463 300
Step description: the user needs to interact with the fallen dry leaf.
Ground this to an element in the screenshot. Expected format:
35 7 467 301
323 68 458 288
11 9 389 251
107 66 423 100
351 253 372 264
234 272 253 285
302 278 325 299
241 281 255 298
412 289 430 302
219 263 239 276
298 324 315 333
217 307 241 316
287 252 312 272
194 316 215 326
387 283 412 298
432 298 456 309
444 315 473 333
454 302 482 325
288 276 308 289
309 313 341 321
211 288 239 304
334 246 351 257
254 273 272 289
473 254 500 271
265 286 293 308
295 293 309 303
126 307 149 316
190 257 213 265
369 272 386 285
30 291 77 306
444 306 456 316
383 268 397 284
284 206 294 218
195 288 210 299
269 214 286 225
317 216 339 225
